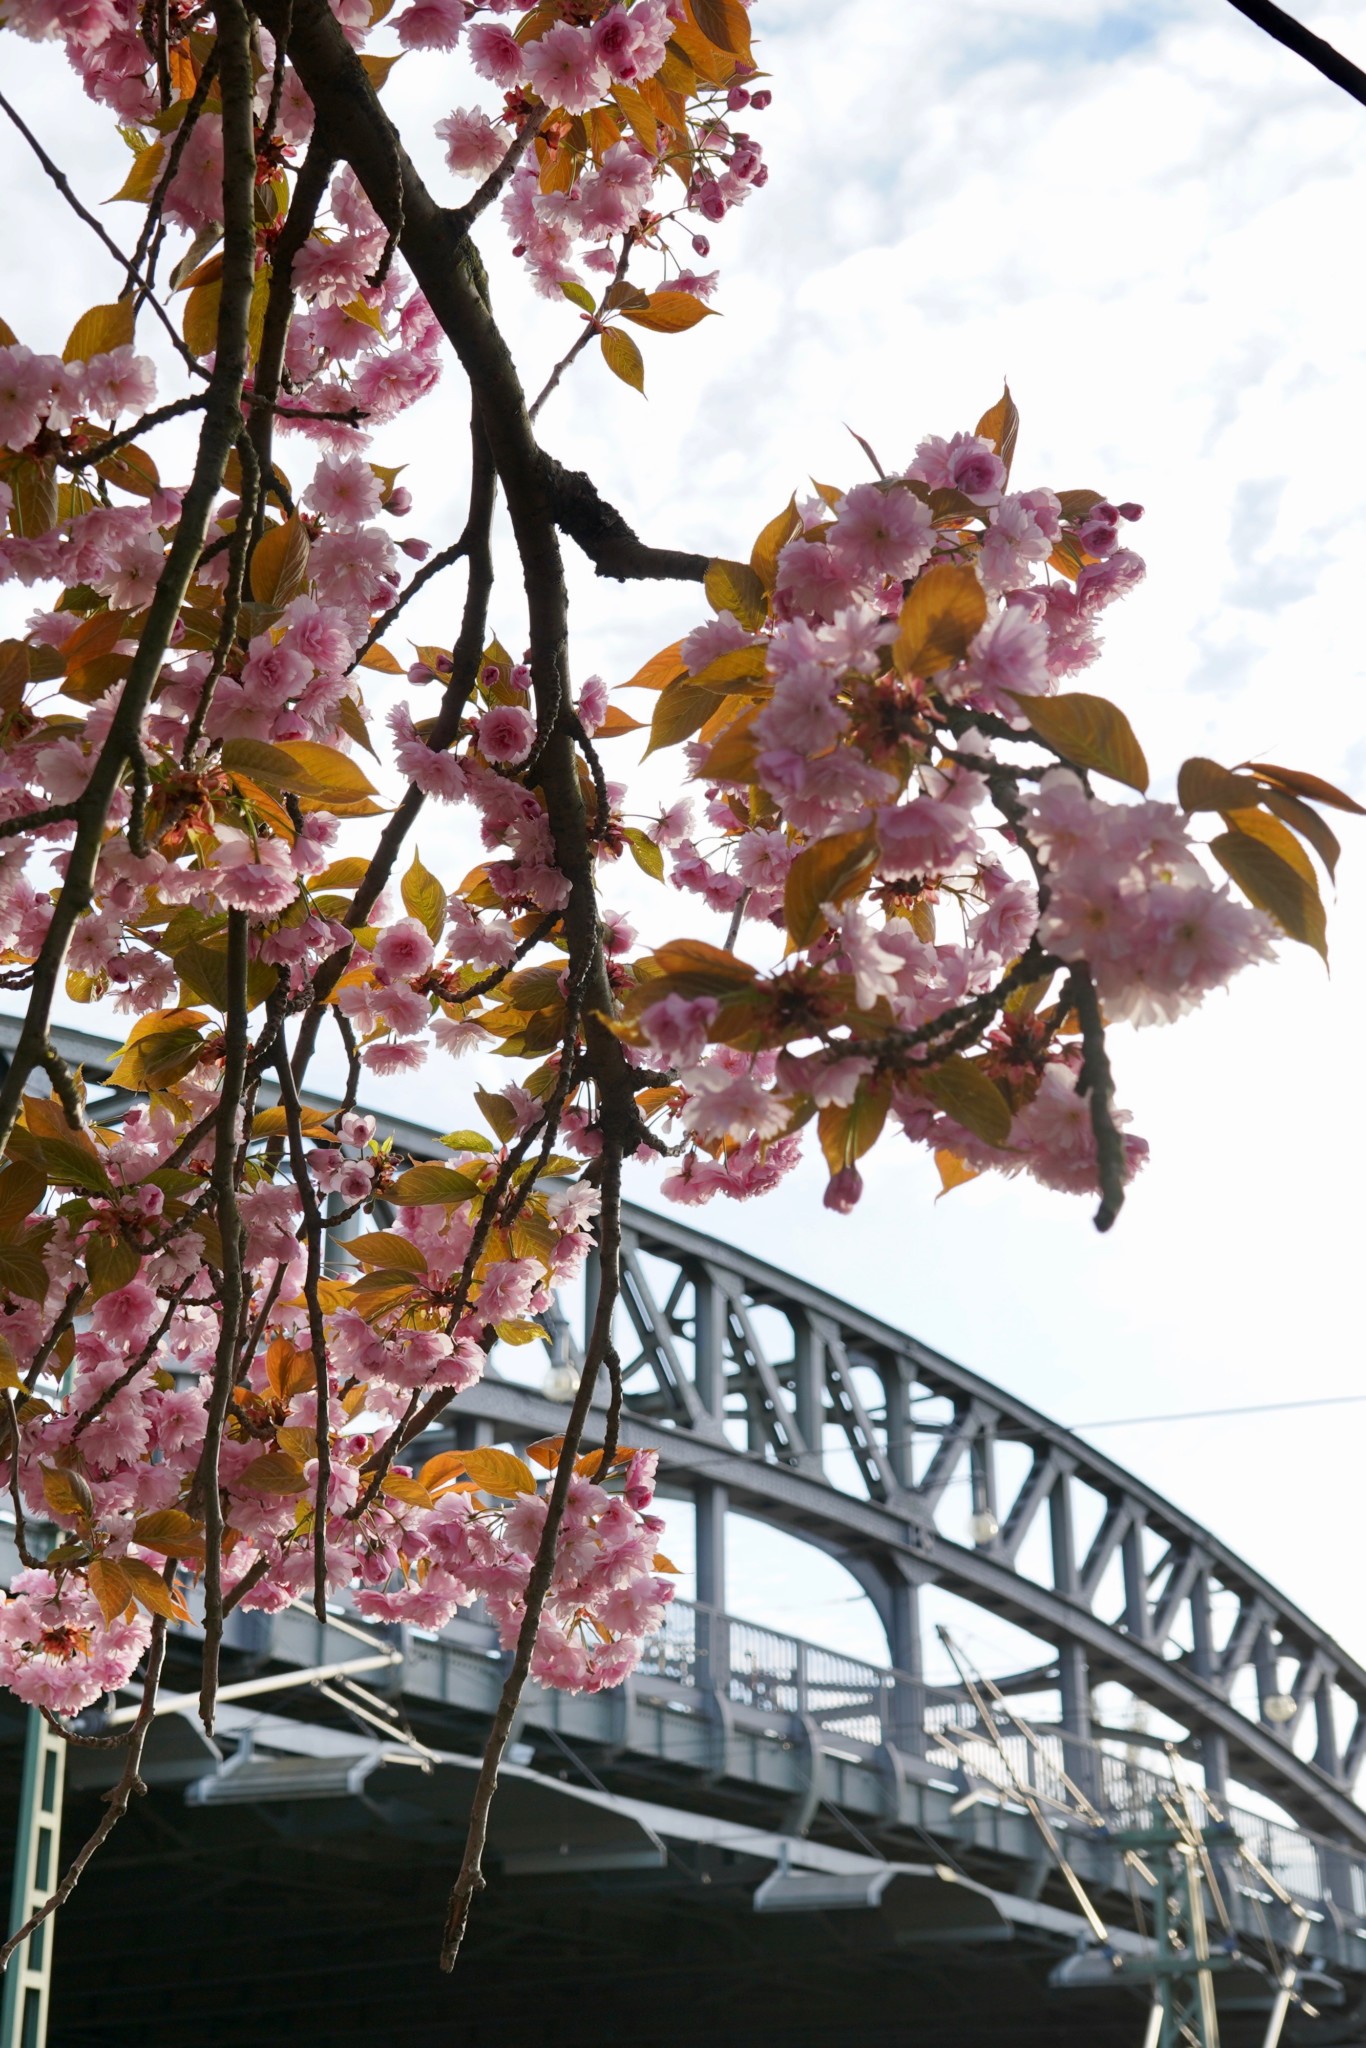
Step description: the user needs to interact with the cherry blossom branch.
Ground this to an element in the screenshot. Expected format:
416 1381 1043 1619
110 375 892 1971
125 44 219 292
70 395 210 468
273 1045 333 1618
246 129 336 549
0 0 260 1164
530 231 635 421
1065 961 1128 1233
0 87 208 381
194 905 250 1730
288 408 496 1085
449 109 541 236
539 451 709 582
438 1144 623 1971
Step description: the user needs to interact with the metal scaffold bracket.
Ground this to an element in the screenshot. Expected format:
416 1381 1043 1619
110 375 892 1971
2 1708 66 2048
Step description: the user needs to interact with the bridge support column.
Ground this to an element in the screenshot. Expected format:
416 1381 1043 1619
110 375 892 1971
1058 1640 1097 1802
887 1571 927 1756
694 1479 727 1613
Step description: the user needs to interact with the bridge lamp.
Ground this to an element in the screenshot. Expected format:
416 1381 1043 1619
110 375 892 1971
1264 1692 1298 1725
541 1358 582 1402
969 1509 1000 1546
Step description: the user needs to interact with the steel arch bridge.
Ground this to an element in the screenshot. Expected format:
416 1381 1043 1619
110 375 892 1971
4 1015 1366 2045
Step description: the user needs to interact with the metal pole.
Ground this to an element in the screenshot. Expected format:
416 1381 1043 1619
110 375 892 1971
2 1707 66 2048
1260 1914 1311 2048
1141 2005 1163 2048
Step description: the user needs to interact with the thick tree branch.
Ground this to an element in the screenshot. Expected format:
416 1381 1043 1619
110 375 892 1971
1226 0 1366 108
539 451 709 582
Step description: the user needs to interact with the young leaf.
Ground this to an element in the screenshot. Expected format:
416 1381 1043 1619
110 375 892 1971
1240 762 1365 816
620 290 716 334
1014 692 1149 793
1177 757 1264 812
893 562 987 677
1210 830 1328 961
784 829 878 949
600 326 645 394
623 825 665 879
345 1230 428 1274
1260 789 1340 879
645 676 717 756
42 1463 96 1523
974 383 1020 479
120 1555 192 1622
249 515 312 606
182 277 221 358
560 279 596 313
703 558 767 630
1220 806 1316 888
402 849 447 941
88 1558 134 1624
130 1509 207 1556
620 640 688 693
63 300 136 365
750 495 802 593
389 1161 484 1204
458 1446 538 1497
236 1450 309 1495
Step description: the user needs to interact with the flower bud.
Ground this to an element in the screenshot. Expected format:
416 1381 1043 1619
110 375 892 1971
823 1166 863 1214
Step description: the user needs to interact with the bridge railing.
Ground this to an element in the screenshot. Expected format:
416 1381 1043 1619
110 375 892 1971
637 1596 1366 1919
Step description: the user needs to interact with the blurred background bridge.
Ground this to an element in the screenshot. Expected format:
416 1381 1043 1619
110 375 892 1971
3 1017 1366 2046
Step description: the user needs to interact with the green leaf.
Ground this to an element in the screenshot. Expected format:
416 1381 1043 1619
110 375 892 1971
1013 691 1149 793
86 1233 141 1300
0 1240 51 1302
917 1056 1012 1147
476 1087 519 1144
344 1230 428 1274
560 280 596 313
388 1161 484 1205
600 326 645 394
1209 829 1328 961
623 826 665 880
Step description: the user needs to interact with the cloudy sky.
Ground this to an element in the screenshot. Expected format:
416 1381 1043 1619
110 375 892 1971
3 2 1365 1693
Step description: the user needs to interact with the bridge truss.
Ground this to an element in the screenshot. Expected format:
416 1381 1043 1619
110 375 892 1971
4 1016 1366 2041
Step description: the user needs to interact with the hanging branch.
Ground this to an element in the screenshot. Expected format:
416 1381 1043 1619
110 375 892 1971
274 1046 334 1620
193 905 250 1731
438 1145 625 1971
0 0 260 1163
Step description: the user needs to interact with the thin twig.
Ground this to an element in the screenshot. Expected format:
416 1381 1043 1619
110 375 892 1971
0 87 207 381
273 1046 333 1619
439 1144 624 1970
194 904 250 1731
